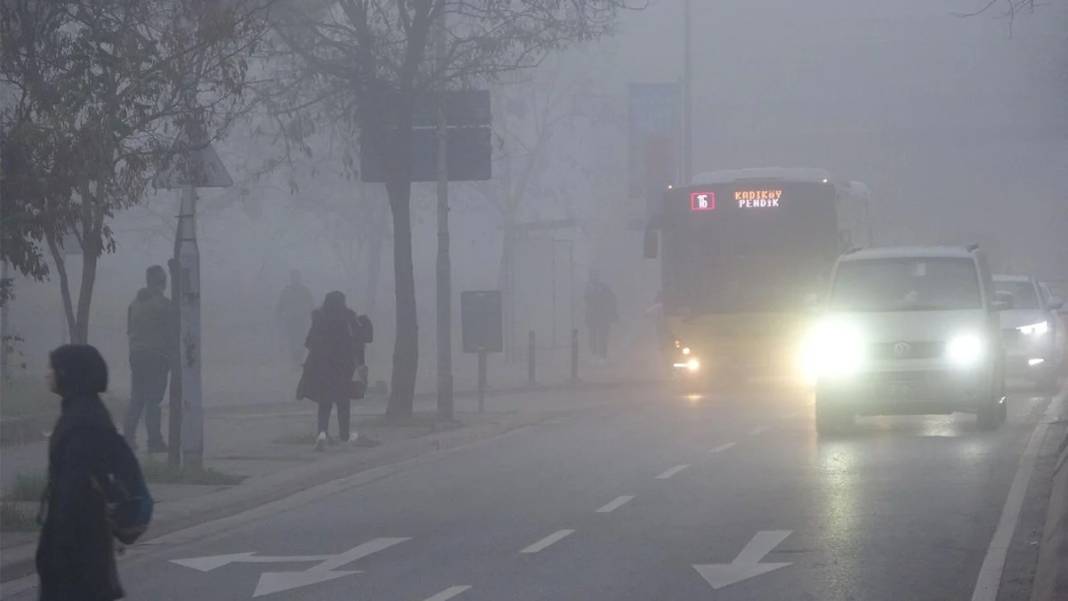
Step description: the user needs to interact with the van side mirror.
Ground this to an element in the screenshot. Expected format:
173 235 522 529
993 291 1014 311
1048 297 1064 311
643 226 659 259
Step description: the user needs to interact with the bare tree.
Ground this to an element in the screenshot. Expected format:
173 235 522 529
269 0 639 418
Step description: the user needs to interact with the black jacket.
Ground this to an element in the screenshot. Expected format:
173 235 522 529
37 395 124 601
298 309 372 403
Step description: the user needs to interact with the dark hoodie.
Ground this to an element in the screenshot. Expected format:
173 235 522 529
37 394 124 601
127 287 172 355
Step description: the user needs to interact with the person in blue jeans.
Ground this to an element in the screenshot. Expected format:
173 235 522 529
124 265 172 453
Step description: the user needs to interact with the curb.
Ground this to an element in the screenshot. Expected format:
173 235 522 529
1030 429 1068 601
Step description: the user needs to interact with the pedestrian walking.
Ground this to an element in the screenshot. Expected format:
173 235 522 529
37 345 143 601
276 270 314 367
124 265 172 452
585 272 619 360
296 291 376 451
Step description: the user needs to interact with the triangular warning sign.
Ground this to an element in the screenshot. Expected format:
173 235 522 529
153 123 233 189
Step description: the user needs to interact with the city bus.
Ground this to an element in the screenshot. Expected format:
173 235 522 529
644 167 872 386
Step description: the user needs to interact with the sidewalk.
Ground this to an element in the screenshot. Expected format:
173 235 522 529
1 361 653 583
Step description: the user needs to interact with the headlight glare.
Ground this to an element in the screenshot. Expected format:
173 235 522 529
946 333 984 366
1017 321 1049 336
801 318 865 380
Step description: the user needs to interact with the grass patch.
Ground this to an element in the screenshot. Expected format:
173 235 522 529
140 460 244 486
6 472 47 502
0 501 39 532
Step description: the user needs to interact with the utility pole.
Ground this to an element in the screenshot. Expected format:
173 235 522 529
682 0 693 184
435 13 454 421
175 183 203 468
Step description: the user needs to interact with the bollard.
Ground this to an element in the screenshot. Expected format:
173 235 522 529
528 330 536 387
477 351 487 413
570 328 579 384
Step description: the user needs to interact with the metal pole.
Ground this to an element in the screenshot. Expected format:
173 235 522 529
176 185 203 469
435 14 454 421
477 351 487 413
0 259 9 380
571 328 579 384
528 330 536 387
682 0 693 184
551 242 557 348
166 257 182 468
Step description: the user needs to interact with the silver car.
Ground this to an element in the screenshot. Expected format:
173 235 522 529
993 274 1063 392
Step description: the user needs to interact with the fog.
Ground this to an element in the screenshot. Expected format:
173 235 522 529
4 0 1066 406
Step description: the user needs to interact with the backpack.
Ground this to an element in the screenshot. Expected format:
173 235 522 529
93 433 154 545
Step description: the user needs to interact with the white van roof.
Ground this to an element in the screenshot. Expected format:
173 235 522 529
841 246 976 261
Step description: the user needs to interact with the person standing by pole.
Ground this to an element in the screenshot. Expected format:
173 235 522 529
124 265 172 453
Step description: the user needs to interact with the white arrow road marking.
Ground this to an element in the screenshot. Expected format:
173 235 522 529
693 530 793 590
520 529 575 554
596 495 635 513
422 585 472 601
253 537 409 597
171 553 336 572
709 442 736 454
656 464 690 479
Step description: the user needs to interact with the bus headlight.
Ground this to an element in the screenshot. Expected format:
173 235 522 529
801 318 866 380
945 333 984 367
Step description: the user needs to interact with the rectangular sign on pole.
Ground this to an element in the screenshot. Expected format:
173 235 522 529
628 83 681 206
461 290 503 354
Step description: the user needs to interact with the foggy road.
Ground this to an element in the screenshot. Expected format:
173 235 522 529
5 383 1060 601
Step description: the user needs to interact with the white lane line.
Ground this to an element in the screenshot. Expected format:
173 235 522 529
423 586 472 601
749 426 769 436
709 442 736 454
656 464 690 479
970 391 1062 601
596 495 635 513
520 529 575 554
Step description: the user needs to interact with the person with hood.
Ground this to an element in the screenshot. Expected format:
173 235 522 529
37 345 126 601
124 265 172 452
297 291 376 451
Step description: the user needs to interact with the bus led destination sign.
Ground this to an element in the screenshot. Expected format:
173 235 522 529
735 188 783 208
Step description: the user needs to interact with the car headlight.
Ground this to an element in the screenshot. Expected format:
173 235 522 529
1017 321 1049 336
945 333 984 366
801 318 865 380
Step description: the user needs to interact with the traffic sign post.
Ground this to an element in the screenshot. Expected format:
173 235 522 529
154 121 232 469
461 290 503 413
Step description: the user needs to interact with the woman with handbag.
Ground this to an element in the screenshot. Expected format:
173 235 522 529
297 291 376 451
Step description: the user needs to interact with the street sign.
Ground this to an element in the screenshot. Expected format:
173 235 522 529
361 89 492 183
153 123 233 189
172 537 409 598
692 530 793 590
360 126 491 183
461 290 503 354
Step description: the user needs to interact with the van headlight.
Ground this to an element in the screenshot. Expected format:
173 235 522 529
1017 321 1049 337
801 318 866 380
945 333 984 367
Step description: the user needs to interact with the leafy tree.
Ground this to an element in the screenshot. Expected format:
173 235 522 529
0 0 271 341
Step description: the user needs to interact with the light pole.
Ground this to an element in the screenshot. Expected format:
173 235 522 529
682 0 693 184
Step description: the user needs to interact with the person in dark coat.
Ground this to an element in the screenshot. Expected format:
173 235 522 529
297 291 375 450
37 345 125 601
124 265 172 452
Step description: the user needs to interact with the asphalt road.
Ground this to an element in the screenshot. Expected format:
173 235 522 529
4 383 1060 601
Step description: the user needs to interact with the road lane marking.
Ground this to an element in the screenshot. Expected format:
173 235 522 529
423 586 472 601
521 529 575 554
596 495 635 513
693 530 793 590
656 464 690 479
971 391 1062 601
709 442 736 454
749 426 769 436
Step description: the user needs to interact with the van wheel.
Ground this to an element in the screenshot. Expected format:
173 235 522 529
977 397 1006 431
815 397 853 435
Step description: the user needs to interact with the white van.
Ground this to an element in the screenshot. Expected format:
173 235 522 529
805 246 1007 433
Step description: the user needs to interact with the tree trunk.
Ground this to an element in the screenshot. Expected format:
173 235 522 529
386 178 417 418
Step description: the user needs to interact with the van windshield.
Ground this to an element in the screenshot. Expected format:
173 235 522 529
829 257 982 312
